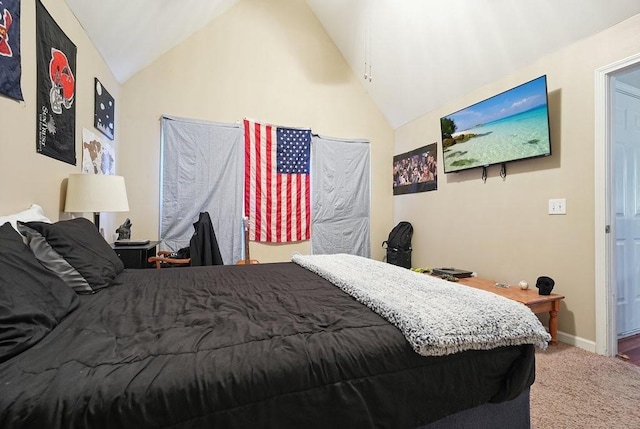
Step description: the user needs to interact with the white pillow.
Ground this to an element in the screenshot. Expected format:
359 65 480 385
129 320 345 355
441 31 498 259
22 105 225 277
0 204 51 232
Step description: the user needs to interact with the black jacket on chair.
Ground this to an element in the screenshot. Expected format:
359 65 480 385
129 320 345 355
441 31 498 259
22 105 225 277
189 212 224 266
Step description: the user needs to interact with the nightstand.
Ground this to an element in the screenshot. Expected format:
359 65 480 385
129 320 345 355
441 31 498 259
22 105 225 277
456 276 564 345
112 241 160 269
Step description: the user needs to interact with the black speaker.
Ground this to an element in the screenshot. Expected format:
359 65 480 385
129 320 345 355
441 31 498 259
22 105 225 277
536 276 555 295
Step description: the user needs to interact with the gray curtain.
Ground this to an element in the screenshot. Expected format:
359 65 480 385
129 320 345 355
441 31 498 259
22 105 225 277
160 116 243 264
311 135 370 257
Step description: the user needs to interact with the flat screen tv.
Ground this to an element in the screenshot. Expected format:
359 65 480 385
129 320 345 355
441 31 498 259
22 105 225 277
440 75 551 173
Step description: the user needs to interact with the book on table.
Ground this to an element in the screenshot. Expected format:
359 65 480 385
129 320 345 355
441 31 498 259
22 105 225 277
114 239 151 246
432 267 473 278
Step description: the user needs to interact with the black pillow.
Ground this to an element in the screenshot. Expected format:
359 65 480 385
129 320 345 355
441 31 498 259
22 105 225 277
0 222 79 363
19 218 124 292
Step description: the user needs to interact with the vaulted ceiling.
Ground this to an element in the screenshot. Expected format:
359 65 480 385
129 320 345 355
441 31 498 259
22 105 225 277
64 0 640 128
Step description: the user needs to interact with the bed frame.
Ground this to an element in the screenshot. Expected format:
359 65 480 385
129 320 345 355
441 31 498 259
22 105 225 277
423 389 530 428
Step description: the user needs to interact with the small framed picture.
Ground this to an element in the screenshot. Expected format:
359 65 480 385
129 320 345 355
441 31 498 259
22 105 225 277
94 78 114 140
393 143 438 195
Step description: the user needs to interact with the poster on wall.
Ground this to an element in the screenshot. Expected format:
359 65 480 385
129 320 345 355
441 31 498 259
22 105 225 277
35 0 76 165
94 78 114 140
0 0 24 101
82 128 115 175
393 142 438 195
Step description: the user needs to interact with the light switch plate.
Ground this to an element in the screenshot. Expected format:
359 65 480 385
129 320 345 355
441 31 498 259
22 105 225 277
548 198 566 215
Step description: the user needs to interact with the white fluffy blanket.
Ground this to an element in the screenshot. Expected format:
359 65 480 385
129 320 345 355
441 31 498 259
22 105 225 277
292 253 551 357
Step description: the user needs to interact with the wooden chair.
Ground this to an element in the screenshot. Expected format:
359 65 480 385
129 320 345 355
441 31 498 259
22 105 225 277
148 250 191 269
149 212 224 268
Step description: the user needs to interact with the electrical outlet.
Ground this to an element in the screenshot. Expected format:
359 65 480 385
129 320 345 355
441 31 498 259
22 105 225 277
548 198 566 215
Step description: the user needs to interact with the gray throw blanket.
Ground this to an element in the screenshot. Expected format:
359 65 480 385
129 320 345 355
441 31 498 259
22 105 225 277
292 253 551 357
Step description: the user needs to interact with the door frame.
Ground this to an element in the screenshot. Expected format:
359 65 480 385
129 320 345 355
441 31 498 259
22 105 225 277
595 52 640 356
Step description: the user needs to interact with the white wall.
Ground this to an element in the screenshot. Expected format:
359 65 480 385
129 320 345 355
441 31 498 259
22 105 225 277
0 0 121 227
8 1 636 342
394 13 640 342
1 0 393 261
118 0 394 262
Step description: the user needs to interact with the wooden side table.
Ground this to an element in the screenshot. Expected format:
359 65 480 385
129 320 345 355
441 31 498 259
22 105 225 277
456 277 565 345
112 241 160 269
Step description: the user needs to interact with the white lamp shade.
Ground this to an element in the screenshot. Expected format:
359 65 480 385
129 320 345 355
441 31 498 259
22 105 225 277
64 174 130 213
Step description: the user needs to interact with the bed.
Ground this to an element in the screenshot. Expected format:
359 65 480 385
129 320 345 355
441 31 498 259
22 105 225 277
0 216 550 428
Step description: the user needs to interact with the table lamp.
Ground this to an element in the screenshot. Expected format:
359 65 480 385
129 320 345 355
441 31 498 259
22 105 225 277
64 174 130 232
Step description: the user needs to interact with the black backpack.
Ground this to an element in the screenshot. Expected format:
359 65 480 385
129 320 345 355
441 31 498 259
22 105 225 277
382 221 413 268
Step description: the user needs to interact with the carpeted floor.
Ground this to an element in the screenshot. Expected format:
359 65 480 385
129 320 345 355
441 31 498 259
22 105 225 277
531 342 640 428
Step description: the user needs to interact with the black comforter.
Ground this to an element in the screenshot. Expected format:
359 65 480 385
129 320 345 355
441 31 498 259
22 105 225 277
0 263 534 428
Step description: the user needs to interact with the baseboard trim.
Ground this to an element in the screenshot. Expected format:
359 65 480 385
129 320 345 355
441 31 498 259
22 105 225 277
556 331 596 353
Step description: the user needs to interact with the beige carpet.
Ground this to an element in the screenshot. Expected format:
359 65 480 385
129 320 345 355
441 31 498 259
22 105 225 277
531 342 640 428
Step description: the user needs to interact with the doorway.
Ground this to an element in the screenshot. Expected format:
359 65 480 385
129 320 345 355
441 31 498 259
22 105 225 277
595 53 640 357
613 76 640 355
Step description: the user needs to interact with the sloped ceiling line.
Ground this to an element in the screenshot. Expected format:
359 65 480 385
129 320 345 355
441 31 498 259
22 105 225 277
64 0 640 129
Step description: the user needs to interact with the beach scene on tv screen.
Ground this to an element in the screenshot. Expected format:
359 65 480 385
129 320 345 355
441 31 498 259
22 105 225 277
441 76 551 173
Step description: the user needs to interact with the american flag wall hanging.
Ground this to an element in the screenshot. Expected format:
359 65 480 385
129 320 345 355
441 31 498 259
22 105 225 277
243 118 311 243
